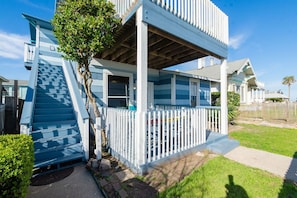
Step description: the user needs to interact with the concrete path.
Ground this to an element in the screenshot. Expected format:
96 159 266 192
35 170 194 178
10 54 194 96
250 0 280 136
27 165 104 198
224 146 297 182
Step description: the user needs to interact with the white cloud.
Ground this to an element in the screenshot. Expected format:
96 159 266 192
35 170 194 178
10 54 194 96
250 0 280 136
229 34 247 50
0 31 29 59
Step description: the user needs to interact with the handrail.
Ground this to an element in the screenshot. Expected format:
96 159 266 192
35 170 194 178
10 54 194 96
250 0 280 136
62 59 90 160
109 0 228 45
20 44 39 135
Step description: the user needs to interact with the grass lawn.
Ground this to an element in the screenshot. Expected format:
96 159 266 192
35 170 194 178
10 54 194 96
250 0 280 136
229 124 297 158
159 156 297 198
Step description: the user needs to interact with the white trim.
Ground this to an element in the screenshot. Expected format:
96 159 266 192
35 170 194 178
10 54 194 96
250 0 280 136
171 74 176 105
190 78 200 106
103 69 133 107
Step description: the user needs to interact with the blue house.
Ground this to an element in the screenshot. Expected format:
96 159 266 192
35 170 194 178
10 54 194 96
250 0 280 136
20 0 235 174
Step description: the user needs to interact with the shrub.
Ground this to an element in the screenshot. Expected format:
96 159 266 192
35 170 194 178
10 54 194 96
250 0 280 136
212 92 240 123
0 134 34 198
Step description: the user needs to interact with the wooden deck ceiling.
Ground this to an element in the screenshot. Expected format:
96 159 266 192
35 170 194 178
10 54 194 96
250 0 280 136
95 16 213 70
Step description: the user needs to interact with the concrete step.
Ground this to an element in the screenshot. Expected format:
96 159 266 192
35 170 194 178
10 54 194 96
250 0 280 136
207 138 240 155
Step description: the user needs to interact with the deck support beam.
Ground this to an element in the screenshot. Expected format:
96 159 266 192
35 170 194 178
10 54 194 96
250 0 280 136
220 59 228 135
135 5 147 169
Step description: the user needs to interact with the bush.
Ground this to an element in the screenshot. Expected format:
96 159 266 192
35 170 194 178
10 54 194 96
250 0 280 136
0 134 34 198
212 92 240 123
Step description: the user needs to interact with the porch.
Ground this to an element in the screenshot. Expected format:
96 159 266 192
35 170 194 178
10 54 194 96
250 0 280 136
97 105 237 174
92 0 229 174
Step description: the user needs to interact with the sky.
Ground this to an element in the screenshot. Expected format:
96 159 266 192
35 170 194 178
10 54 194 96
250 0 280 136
0 0 297 101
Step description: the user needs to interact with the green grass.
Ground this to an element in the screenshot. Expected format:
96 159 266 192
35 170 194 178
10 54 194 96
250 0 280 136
229 124 297 158
159 156 297 198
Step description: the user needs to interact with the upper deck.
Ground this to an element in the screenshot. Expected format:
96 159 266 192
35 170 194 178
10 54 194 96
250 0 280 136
96 0 228 69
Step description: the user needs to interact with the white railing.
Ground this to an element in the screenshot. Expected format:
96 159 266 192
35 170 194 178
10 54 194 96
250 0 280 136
103 106 209 171
146 108 206 163
104 108 137 166
24 43 35 63
20 43 39 135
109 0 137 19
62 60 90 160
109 0 228 44
204 106 221 133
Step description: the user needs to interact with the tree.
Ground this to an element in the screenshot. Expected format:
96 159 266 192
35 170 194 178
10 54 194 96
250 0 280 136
52 0 121 154
282 76 296 101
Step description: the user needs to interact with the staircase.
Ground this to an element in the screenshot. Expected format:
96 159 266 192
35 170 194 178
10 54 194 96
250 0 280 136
31 63 84 170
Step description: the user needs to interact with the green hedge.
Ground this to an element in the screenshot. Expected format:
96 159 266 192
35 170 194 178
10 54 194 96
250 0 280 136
0 134 34 198
212 92 240 123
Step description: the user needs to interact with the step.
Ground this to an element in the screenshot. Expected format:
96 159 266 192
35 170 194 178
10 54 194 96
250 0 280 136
34 108 74 116
33 113 75 123
36 87 69 94
32 120 77 131
31 126 79 140
35 102 72 109
34 150 84 168
34 143 83 162
35 96 72 104
206 138 240 155
34 133 81 150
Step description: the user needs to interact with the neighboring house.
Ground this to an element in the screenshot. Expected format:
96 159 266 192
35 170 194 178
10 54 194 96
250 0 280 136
20 0 237 174
265 91 289 102
2 80 28 101
186 58 265 105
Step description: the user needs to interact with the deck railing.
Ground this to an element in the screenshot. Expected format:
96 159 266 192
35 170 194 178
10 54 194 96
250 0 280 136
24 43 35 63
109 0 228 44
102 106 221 172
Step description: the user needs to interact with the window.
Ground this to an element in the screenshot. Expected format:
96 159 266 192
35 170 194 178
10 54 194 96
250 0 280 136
108 75 129 108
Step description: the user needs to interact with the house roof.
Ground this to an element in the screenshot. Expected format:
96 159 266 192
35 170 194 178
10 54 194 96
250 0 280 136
0 76 8 83
22 13 52 44
3 80 28 87
184 58 264 88
265 92 289 99
185 58 253 80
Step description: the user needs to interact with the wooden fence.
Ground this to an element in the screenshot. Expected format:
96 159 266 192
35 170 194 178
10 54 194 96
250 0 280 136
239 102 297 122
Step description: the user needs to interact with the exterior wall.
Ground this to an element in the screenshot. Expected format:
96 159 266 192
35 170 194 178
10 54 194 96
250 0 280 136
175 75 190 106
200 80 211 106
154 72 172 105
38 27 61 65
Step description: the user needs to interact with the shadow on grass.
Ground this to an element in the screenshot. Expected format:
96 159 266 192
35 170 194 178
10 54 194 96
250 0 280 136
278 152 297 198
225 175 248 198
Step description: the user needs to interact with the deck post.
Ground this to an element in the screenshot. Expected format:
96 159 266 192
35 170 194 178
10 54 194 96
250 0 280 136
220 59 228 135
135 5 147 169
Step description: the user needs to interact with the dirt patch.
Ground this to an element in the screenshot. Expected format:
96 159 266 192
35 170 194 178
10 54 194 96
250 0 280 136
143 150 215 192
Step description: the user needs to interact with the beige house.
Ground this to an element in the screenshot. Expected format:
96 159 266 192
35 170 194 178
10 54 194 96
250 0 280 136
186 58 265 104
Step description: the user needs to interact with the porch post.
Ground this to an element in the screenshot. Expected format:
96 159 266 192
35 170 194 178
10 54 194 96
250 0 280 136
135 5 147 169
220 59 228 135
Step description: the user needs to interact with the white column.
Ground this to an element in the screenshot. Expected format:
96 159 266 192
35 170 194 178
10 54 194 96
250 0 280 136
220 59 228 135
135 6 147 168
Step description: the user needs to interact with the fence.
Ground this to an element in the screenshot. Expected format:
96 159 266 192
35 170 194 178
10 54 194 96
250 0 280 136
102 106 221 172
239 102 297 122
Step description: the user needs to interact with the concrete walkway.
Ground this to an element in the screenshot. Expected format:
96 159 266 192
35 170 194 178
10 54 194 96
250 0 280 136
224 146 297 182
27 165 104 198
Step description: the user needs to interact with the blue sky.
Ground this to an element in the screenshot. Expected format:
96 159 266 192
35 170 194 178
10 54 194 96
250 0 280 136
0 0 297 100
